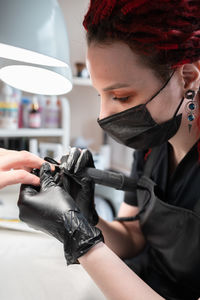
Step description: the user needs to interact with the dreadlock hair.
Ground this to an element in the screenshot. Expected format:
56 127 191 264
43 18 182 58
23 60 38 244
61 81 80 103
83 0 200 82
83 0 200 160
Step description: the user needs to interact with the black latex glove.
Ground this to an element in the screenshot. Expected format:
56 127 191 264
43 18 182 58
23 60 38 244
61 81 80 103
18 163 104 265
60 147 99 226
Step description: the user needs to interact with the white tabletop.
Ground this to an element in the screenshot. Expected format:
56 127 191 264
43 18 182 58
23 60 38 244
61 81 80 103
0 227 105 300
0 185 105 300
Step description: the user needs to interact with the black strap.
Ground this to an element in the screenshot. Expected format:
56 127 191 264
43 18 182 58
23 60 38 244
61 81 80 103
115 147 159 223
114 215 140 222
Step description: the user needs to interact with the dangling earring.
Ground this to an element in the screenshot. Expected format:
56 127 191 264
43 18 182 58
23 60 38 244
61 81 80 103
185 89 198 132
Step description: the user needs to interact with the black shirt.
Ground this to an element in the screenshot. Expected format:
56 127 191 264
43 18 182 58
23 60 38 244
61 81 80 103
124 140 200 214
124 141 200 300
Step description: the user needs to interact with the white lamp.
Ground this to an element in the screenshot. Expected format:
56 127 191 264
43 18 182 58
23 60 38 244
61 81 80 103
0 0 72 95
0 58 72 96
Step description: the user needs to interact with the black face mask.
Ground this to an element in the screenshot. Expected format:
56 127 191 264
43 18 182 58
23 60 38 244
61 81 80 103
98 72 184 150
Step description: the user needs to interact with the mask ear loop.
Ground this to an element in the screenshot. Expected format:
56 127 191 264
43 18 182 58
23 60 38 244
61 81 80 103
145 69 184 118
145 70 176 106
173 95 185 118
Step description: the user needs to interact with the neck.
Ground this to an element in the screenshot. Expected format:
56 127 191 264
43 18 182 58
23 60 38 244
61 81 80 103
169 118 200 168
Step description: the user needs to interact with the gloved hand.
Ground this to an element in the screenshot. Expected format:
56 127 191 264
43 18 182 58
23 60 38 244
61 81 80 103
59 147 99 226
18 163 104 265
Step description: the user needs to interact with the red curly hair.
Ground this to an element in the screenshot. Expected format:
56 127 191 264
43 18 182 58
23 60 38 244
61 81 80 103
83 0 200 74
83 0 200 158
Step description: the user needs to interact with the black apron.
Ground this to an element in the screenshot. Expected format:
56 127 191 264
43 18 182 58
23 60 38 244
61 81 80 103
123 148 200 300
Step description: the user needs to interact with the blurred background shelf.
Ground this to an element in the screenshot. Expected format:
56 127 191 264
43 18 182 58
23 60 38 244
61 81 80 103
0 128 64 137
0 97 70 151
73 77 92 86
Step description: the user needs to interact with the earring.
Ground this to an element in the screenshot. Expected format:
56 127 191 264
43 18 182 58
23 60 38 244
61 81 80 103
185 89 198 132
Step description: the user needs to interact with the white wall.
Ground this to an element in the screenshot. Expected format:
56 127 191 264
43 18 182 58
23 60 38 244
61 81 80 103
58 0 134 172
58 0 89 75
58 0 103 152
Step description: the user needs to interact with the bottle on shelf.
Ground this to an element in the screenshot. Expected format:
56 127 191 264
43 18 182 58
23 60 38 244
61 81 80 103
28 96 41 129
44 96 60 128
19 97 31 128
57 97 62 128
0 83 19 129
38 94 46 128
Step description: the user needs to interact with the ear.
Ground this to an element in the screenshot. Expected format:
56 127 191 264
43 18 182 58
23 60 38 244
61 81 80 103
181 62 200 92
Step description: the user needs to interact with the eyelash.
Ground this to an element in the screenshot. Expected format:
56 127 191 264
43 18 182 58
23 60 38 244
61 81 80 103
112 96 130 101
97 94 130 102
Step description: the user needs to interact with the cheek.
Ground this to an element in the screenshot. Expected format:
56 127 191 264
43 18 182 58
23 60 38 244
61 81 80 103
147 93 183 124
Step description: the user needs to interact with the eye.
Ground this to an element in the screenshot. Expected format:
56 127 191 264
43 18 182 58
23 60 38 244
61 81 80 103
112 96 130 101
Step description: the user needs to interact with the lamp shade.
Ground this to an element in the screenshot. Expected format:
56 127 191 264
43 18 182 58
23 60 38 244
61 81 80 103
0 0 70 67
0 0 73 95
0 58 72 95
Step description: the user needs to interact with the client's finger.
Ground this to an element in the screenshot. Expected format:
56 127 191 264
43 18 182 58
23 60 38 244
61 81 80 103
0 170 40 189
0 151 45 171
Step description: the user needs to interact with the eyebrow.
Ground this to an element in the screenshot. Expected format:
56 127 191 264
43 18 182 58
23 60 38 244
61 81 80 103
103 83 131 91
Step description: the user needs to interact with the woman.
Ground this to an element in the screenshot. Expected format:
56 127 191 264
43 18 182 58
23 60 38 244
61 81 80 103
18 1 200 299
0 148 44 189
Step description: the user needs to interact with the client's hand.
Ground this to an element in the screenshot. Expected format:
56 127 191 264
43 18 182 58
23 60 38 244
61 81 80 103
0 148 45 189
18 163 104 265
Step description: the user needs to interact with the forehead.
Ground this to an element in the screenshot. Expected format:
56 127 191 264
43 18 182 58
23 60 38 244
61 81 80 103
87 41 141 72
86 41 156 88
